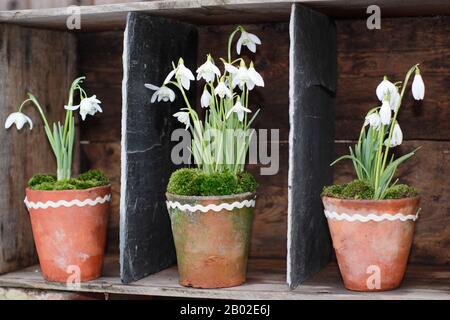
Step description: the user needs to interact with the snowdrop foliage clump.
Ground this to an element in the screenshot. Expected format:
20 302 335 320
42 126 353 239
332 64 425 199
145 26 263 174
4 77 102 181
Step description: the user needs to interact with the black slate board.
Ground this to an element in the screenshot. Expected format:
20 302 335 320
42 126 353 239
288 4 337 288
120 13 197 283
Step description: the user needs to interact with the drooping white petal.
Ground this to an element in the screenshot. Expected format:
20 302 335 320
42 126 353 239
236 36 244 55
224 63 238 74
248 66 264 87
201 89 212 109
379 100 392 125
247 33 261 45
390 90 401 112
78 95 102 121
64 104 80 111
151 91 159 103
385 123 403 147
4 113 16 129
412 74 425 100
145 83 160 91
163 69 176 85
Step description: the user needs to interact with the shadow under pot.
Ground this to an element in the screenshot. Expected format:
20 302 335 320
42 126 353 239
166 192 256 289
322 196 420 292
25 185 111 282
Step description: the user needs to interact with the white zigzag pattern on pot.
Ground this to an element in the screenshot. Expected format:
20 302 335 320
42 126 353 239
324 208 421 222
166 199 256 213
24 194 112 210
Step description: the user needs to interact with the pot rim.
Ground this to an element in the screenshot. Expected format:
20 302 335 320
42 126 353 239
166 191 256 201
26 184 112 194
322 195 420 204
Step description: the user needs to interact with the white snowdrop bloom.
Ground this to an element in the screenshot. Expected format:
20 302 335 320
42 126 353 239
4 112 33 130
196 56 221 82
145 83 175 103
201 89 213 109
215 81 232 99
164 59 195 90
412 73 425 100
236 30 261 54
385 123 403 147
364 113 381 131
173 111 190 130
226 99 251 122
65 95 102 121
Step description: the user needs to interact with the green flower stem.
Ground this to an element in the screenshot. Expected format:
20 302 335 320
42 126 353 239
381 64 418 172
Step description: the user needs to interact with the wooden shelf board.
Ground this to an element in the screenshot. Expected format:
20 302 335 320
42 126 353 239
0 257 448 300
1 1 450 31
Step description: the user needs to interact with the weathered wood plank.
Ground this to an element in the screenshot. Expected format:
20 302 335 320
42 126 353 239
0 24 77 274
288 4 336 288
0 257 448 300
3 1 450 31
333 140 450 265
120 13 197 283
335 16 450 141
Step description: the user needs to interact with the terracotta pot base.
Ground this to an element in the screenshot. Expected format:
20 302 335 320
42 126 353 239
322 196 420 292
166 192 255 289
26 186 111 283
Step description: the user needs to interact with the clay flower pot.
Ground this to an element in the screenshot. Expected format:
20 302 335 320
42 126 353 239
322 196 420 291
25 185 111 282
166 192 256 289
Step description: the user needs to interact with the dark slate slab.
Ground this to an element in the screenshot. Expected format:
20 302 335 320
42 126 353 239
120 13 197 283
288 4 337 288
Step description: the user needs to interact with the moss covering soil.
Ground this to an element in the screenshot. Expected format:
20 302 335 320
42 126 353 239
322 180 419 200
29 169 109 191
167 168 259 196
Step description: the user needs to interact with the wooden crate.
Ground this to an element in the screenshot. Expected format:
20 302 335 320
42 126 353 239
0 1 448 299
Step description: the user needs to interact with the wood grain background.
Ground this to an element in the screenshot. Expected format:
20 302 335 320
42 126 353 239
1 1 448 269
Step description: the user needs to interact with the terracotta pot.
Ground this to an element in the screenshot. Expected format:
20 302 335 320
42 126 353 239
25 185 111 282
322 196 420 292
166 192 256 289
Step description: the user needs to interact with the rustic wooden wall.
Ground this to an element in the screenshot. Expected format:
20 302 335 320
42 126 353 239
77 16 449 265
0 0 152 10
0 24 77 273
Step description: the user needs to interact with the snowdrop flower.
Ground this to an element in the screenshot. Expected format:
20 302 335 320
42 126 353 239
145 83 175 103
385 123 403 147
379 99 392 125
215 80 232 99
164 58 195 90
364 113 381 131
4 112 33 130
201 89 213 109
196 55 221 82
226 98 251 122
412 70 425 100
173 111 190 130
376 78 397 102
248 62 264 88
236 29 261 54
232 61 264 90
65 95 102 121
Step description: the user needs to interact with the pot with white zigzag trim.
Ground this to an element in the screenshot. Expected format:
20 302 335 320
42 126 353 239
25 185 111 282
322 196 420 291
166 192 256 288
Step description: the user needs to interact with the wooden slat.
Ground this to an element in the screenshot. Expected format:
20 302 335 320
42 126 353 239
0 24 77 274
335 16 450 141
333 141 450 265
2 1 450 31
0 257 448 300
120 13 197 283
288 4 336 288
